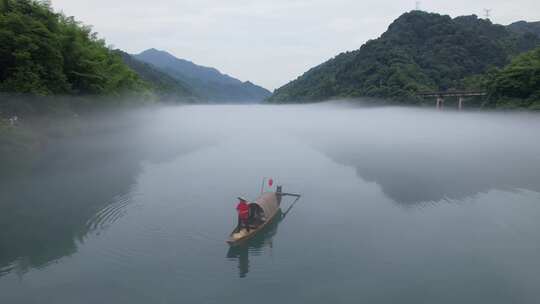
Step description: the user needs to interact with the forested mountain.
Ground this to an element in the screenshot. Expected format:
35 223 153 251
268 11 540 104
508 21 540 37
116 50 199 102
135 49 271 103
0 0 146 96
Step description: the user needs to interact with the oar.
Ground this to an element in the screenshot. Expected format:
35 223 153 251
281 193 301 198
282 195 301 218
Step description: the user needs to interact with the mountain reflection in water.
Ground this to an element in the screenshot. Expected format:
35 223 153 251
324 142 540 205
308 109 540 205
0 109 212 276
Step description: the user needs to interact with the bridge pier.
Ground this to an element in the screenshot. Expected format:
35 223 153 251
436 96 444 110
419 91 486 111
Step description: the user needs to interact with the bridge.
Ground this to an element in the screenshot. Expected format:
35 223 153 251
417 91 487 110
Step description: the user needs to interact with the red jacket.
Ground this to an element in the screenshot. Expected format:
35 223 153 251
236 202 249 220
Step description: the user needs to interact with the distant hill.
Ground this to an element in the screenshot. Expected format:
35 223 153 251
268 11 540 104
116 50 199 102
507 21 540 37
135 49 271 103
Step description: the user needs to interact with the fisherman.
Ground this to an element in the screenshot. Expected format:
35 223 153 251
236 197 250 232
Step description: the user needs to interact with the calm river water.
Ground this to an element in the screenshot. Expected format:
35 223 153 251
1 104 540 303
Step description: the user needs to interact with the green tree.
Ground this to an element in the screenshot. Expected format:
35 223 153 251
0 0 146 96
486 47 540 108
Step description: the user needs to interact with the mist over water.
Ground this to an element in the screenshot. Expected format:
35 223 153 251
1 103 540 303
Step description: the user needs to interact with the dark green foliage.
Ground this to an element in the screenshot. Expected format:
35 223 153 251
1 0 9 13
269 11 540 104
0 0 145 96
116 50 199 102
485 47 540 109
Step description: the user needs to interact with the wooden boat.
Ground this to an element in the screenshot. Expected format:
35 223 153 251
227 192 282 246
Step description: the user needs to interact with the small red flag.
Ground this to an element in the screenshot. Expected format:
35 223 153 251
268 178 274 187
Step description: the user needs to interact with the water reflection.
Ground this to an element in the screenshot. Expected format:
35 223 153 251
226 212 282 278
0 109 211 277
323 138 540 205
0 136 141 275
302 110 540 205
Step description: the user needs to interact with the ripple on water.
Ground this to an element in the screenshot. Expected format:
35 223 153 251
0 262 16 277
85 194 133 235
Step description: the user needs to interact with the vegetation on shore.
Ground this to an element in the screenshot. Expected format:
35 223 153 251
268 11 540 107
484 47 540 109
0 0 147 97
0 0 202 119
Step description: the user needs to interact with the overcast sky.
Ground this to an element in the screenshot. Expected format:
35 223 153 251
52 0 539 90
